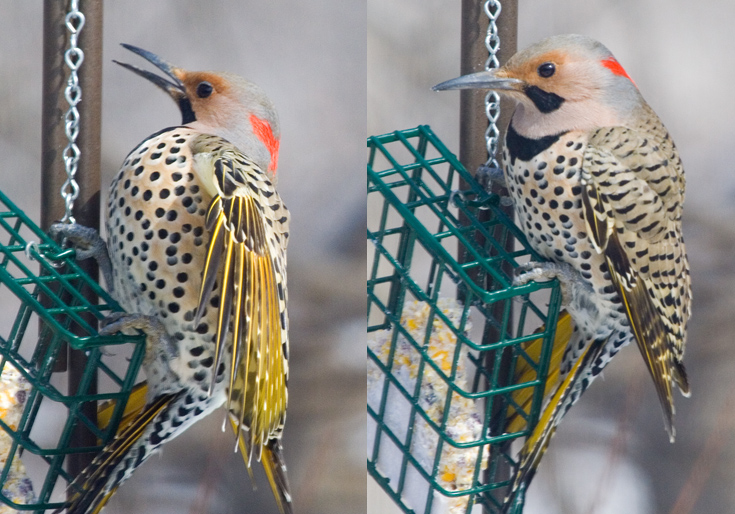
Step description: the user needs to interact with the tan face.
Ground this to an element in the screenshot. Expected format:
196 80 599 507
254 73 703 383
114 45 280 173
497 49 602 104
173 70 280 174
175 70 235 122
433 35 641 138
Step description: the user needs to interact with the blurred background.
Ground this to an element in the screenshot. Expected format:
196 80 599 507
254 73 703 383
0 2 365 513
369 1 735 513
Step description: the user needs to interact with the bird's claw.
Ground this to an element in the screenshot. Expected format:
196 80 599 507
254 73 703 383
514 261 599 322
476 165 513 207
513 261 576 286
48 222 115 292
100 312 179 364
476 165 506 189
100 312 163 336
514 261 580 304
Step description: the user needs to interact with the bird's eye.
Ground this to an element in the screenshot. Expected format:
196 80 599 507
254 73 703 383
196 81 214 98
537 62 556 78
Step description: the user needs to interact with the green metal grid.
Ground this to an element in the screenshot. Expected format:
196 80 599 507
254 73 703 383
0 189 145 511
367 126 562 514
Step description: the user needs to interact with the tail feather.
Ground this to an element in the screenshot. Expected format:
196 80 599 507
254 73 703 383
262 439 293 514
506 311 573 434
231 418 292 514
96 381 149 434
60 393 178 514
502 337 607 513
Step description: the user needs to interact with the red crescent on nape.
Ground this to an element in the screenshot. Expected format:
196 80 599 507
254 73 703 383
250 114 279 173
601 57 637 87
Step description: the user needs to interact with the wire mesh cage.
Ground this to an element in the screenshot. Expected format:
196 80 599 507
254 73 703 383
0 190 145 511
367 126 563 514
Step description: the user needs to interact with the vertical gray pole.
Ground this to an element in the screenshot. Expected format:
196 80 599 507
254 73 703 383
459 0 491 177
41 1 71 234
41 0 103 482
459 0 517 173
458 0 518 346
458 1 518 506
495 1 518 155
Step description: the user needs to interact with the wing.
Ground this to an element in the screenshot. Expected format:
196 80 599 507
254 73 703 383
581 124 690 440
191 135 290 461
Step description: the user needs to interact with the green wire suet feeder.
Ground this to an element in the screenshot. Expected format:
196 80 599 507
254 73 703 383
0 190 145 511
367 126 562 513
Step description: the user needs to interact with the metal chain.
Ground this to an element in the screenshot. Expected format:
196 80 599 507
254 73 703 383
483 0 501 168
60 0 85 224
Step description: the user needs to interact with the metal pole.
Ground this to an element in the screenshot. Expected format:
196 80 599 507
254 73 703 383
458 0 517 173
41 1 70 234
458 1 518 508
458 0 518 358
41 0 103 482
459 0 491 177
457 0 517 331
495 1 518 153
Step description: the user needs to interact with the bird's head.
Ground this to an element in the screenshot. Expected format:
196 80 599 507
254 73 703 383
115 44 280 178
434 34 642 138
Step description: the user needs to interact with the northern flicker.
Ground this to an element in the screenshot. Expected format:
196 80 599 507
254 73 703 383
434 34 691 506
52 44 292 513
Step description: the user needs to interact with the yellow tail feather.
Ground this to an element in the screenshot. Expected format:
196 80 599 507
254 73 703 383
506 311 573 434
503 337 607 511
230 419 292 514
63 393 177 514
97 382 149 434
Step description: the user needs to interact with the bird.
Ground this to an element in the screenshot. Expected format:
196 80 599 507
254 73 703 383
434 34 691 507
52 44 292 514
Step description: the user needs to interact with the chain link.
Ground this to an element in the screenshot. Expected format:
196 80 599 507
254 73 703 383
60 0 85 224
483 0 502 168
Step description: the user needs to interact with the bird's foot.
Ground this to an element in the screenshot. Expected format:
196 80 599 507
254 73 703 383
100 313 181 390
514 261 578 287
476 165 506 188
514 261 595 310
476 165 513 207
49 223 114 292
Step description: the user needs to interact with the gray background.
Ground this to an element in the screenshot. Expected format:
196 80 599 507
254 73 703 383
0 2 365 514
369 1 735 513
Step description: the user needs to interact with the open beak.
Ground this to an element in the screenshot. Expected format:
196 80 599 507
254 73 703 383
114 44 186 101
115 44 196 123
433 70 524 92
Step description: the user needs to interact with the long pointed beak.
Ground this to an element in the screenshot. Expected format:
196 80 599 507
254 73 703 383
114 44 186 100
433 70 524 91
